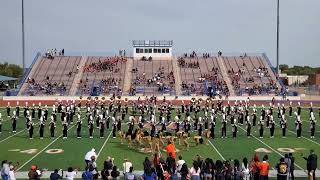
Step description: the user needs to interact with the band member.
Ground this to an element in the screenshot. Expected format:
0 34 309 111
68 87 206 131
12 111 17 133
258 116 264 138
269 116 275 138
295 112 302 138
310 112 316 139
232 123 238 138
62 121 68 139
289 101 293 117
117 118 121 132
52 105 57 122
39 120 45 139
26 111 32 129
76 113 82 138
99 118 105 138
297 102 301 116
49 118 56 138
197 121 203 136
37 103 42 120
280 115 287 137
7 102 10 117
210 119 215 139
31 104 36 119
24 102 29 118
28 121 34 139
246 118 251 137
0 113 2 134
252 104 257 126
221 113 227 138
112 120 117 138
88 119 94 139
16 101 20 117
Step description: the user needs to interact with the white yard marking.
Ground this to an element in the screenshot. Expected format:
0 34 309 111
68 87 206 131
238 126 305 171
208 140 226 161
17 124 76 171
0 122 39 143
97 131 112 158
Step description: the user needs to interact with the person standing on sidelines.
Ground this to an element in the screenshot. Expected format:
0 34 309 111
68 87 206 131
303 150 317 180
288 153 295 180
276 157 288 180
258 155 270 180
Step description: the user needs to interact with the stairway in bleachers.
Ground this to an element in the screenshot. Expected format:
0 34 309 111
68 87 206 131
69 56 88 96
217 56 235 96
123 58 134 95
172 57 182 95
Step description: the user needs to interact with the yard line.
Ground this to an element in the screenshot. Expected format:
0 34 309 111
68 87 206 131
237 126 305 171
0 122 39 144
17 124 76 171
97 131 112 158
208 140 225 161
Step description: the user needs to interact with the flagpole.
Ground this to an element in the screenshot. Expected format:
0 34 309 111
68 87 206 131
22 0 26 71
276 0 280 74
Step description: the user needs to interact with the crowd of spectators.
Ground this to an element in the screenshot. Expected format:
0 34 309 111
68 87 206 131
25 77 67 96
45 49 64 59
83 57 126 73
2 150 318 180
130 65 175 96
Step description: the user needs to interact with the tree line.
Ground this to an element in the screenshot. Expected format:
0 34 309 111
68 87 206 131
279 64 320 75
0 62 23 78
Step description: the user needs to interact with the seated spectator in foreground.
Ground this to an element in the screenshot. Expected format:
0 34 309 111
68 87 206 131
123 159 133 174
1 160 10 180
82 166 93 180
141 167 157 180
110 166 120 180
124 167 136 180
28 165 41 180
189 162 201 180
50 169 62 180
65 167 77 180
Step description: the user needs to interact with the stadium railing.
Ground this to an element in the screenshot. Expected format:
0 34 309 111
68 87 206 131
16 52 41 95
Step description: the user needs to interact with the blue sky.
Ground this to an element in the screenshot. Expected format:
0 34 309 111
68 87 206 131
0 0 319 67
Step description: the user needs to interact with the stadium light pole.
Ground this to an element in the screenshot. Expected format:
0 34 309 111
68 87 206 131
276 0 280 75
21 0 26 71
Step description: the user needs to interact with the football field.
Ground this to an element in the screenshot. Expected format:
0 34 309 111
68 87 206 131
0 106 319 173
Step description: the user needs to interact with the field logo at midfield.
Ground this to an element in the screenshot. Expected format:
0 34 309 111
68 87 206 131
9 149 64 155
255 147 306 153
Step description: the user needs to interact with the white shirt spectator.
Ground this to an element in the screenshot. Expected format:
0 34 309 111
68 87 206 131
65 171 77 180
123 161 132 173
85 149 97 161
176 159 185 172
189 167 201 176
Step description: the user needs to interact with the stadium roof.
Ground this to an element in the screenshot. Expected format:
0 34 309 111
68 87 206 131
0 75 17 81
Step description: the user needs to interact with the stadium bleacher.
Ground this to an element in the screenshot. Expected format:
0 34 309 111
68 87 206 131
18 53 281 97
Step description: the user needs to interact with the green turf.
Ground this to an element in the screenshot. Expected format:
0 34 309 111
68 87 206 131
0 106 319 172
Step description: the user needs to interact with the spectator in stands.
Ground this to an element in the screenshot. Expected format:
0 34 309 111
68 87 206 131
49 169 62 180
180 163 189 180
